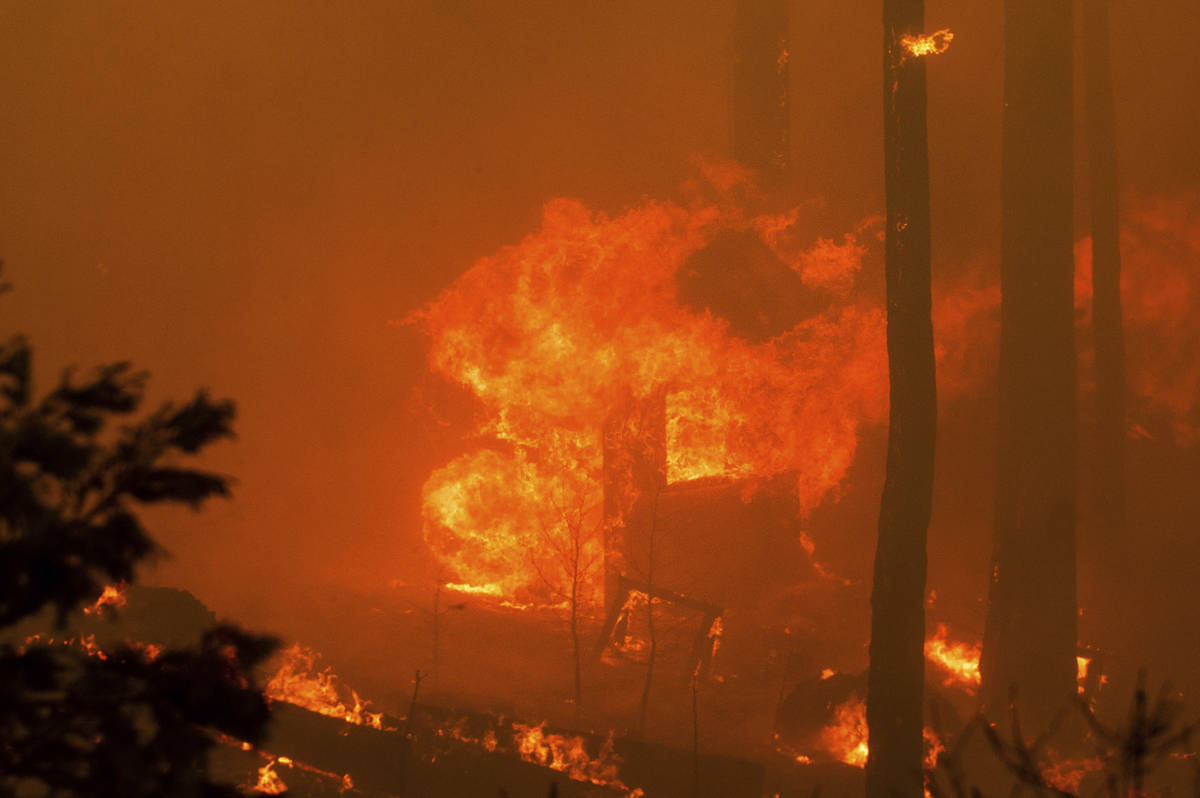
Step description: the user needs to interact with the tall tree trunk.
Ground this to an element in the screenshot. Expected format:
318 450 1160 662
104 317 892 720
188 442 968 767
865 2 937 797
981 0 1078 733
569 535 583 725
732 0 789 182
1084 0 1126 548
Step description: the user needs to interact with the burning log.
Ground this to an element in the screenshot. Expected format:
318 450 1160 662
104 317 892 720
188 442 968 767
262 702 407 795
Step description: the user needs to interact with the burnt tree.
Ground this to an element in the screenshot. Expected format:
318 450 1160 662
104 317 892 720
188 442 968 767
981 0 1078 731
732 0 789 181
1084 0 1127 547
534 470 601 723
866 3 937 797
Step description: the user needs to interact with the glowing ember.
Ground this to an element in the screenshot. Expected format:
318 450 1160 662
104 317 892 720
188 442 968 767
706 615 724 659
901 29 954 58
819 696 869 768
129 640 164 661
264 644 384 729
1042 756 1104 793
1076 655 1090 695
253 759 287 795
924 623 981 691
22 633 109 661
923 727 945 770
83 583 126 615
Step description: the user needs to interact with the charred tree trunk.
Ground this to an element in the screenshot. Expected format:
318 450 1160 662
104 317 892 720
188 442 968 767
732 0 789 182
865 3 937 798
1084 0 1127 547
981 0 1078 732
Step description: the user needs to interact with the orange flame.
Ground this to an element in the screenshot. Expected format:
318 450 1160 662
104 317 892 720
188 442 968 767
924 623 982 691
819 696 869 768
512 722 643 796
83 583 127 615
264 644 384 729
416 186 889 601
253 759 288 795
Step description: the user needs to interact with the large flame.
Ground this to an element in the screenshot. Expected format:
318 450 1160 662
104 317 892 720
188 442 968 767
415 181 1200 603
416 181 889 601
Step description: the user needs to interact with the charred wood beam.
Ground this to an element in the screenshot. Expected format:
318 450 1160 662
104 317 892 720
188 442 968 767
592 574 723 680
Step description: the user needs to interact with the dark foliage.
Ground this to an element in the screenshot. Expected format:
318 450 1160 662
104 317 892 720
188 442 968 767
0 331 276 797
926 675 1199 798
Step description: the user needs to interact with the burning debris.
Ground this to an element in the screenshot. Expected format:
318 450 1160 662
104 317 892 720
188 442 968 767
513 722 642 796
252 758 288 795
264 643 386 729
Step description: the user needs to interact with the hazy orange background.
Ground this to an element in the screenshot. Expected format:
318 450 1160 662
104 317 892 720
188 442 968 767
1 1 1196 623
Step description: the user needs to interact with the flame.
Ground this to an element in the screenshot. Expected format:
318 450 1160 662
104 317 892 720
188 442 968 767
512 722 642 796
264 643 384 729
83 583 126 615
253 759 288 795
444 582 502 597
923 727 945 771
924 623 982 691
901 29 954 58
819 696 869 768
417 183 890 601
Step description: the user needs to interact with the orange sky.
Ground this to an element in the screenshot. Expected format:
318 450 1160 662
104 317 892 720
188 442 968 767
0 1 1196 621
